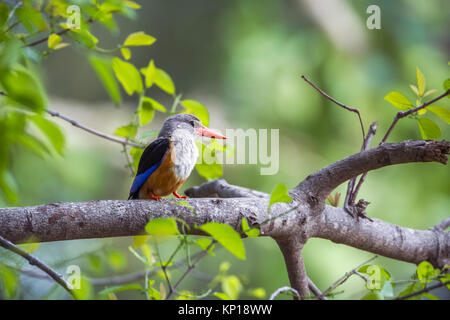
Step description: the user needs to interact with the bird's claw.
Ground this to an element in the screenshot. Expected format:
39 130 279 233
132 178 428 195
344 199 373 222
173 192 187 199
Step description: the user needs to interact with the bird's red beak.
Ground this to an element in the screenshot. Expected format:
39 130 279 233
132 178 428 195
196 125 227 139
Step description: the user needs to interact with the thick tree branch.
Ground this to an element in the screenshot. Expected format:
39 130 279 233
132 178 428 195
293 140 450 206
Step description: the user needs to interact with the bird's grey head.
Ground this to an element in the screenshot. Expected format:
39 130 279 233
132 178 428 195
158 114 203 139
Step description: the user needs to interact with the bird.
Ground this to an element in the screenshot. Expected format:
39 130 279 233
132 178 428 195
128 114 226 200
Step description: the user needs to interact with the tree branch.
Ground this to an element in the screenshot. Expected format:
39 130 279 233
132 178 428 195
46 109 144 149
396 280 450 300
380 89 449 144
0 235 75 298
301 75 365 140
293 140 450 206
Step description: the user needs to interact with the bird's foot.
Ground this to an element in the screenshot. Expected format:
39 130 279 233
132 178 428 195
173 191 187 199
150 193 162 200
344 199 373 222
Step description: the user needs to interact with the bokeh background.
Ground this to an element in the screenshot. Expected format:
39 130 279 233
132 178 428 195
1 0 449 299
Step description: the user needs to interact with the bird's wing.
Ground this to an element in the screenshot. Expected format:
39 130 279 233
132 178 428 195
128 138 171 199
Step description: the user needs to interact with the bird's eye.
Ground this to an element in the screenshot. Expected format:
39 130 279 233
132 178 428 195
190 121 195 127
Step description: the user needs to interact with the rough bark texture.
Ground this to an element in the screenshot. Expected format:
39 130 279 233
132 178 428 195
1 140 449 299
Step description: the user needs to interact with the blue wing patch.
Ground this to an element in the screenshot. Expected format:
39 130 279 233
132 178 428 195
129 160 163 195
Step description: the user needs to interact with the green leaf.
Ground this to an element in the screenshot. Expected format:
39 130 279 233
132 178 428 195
107 249 127 271
409 84 419 96
73 277 93 300
30 115 65 155
181 99 209 126
137 97 155 126
250 288 266 299
88 55 122 105
358 264 390 291
133 235 149 251
0 264 18 299
145 218 180 236
0 67 47 112
427 106 450 124
130 147 144 171
361 291 384 300
214 292 232 300
199 222 245 260
422 292 439 300
416 67 426 96
124 1 142 9
398 282 424 300
147 97 166 113
16 7 48 32
0 170 18 204
384 91 413 110
241 217 260 237
417 261 435 283
112 57 143 95
17 133 50 159
123 31 156 47
144 60 156 88
69 28 98 49
48 34 69 50
423 89 437 98
154 68 175 95
0 3 9 27
195 162 223 180
444 78 450 93
140 131 159 139
120 47 131 60
268 184 292 211
194 238 215 256
417 118 441 140
222 275 242 300
99 284 142 295
114 123 137 138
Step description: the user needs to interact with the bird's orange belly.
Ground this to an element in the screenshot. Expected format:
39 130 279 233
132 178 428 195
139 147 186 198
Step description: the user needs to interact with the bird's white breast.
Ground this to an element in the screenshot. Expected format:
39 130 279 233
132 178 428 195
171 129 198 181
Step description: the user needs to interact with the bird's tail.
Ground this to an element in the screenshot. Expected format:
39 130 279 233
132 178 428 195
128 191 139 200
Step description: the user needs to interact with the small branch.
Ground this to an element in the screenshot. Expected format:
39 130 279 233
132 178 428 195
0 235 75 299
308 278 327 300
344 122 378 212
46 109 144 149
396 280 450 300
380 89 450 144
185 178 268 198
166 241 216 300
269 286 300 300
25 18 94 47
318 255 378 299
430 218 450 233
301 75 365 140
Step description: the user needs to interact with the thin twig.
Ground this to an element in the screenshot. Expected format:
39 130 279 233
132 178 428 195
308 278 327 300
0 235 76 299
25 18 94 47
349 122 378 204
380 89 449 144
46 109 144 149
269 286 300 300
301 75 365 140
396 280 450 300
166 240 216 300
318 255 378 299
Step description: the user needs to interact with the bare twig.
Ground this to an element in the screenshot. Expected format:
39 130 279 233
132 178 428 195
46 109 144 149
301 75 365 140
269 286 300 300
166 241 216 300
308 278 327 300
380 89 450 144
344 122 378 211
396 280 450 300
0 235 76 299
318 255 378 299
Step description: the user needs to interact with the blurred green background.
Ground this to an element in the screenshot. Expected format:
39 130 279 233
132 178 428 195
1 0 449 299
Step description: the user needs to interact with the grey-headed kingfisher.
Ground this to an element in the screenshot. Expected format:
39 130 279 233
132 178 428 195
128 114 226 200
